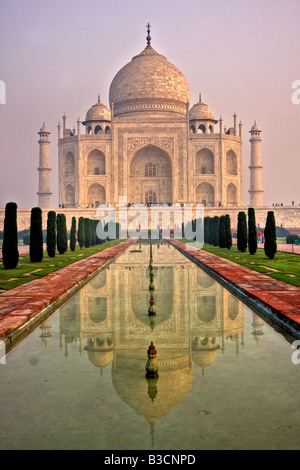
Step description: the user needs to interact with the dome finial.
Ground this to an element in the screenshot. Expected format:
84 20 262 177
199 93 202 102
98 93 100 103
146 22 151 47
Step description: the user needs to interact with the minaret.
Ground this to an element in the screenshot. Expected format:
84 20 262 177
37 123 52 208
249 122 263 207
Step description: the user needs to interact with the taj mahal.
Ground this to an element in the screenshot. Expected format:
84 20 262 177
2 25 300 232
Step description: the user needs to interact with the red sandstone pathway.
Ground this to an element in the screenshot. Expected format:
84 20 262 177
0 239 135 342
170 239 300 335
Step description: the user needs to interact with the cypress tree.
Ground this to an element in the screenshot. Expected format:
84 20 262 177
84 218 91 248
237 211 247 253
93 220 98 245
208 217 214 245
218 215 227 248
248 207 257 255
204 217 210 244
95 219 102 245
2 202 19 269
264 211 277 259
78 217 85 249
116 221 120 240
213 216 220 247
57 213 68 254
225 214 232 250
70 217 76 252
91 219 97 246
30 207 43 262
46 211 56 258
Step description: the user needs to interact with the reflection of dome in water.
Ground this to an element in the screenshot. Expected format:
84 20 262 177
84 336 113 370
130 266 174 327
192 337 219 370
131 293 173 326
252 314 264 343
39 318 52 345
112 353 193 426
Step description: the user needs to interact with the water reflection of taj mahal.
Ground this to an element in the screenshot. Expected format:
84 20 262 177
40 243 264 428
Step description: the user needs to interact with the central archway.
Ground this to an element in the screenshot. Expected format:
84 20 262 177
129 144 172 205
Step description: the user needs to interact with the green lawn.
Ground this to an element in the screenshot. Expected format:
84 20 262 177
0 240 125 292
201 244 300 287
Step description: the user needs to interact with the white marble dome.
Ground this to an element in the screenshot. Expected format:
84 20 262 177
109 45 190 117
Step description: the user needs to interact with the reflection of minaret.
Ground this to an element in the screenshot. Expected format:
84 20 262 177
39 317 52 346
251 313 264 343
192 337 220 375
84 336 113 376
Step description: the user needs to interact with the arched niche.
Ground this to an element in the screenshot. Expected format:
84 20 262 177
226 150 238 175
197 296 216 323
195 148 214 175
197 269 216 289
228 295 240 321
64 184 75 206
87 149 105 175
198 124 206 134
95 125 103 135
89 270 107 290
87 183 106 207
88 297 107 323
63 151 75 177
196 182 215 207
226 182 237 206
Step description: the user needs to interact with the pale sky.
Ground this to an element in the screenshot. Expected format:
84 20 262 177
0 0 299 209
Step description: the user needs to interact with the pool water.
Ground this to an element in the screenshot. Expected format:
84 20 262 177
0 242 299 450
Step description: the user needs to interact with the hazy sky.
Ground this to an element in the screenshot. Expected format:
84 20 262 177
0 0 299 208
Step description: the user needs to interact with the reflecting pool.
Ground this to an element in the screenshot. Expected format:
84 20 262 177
0 242 299 450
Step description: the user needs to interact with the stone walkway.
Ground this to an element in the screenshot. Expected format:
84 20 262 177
169 239 300 339
0 239 135 344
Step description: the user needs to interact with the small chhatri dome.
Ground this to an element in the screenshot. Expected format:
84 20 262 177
109 24 190 117
189 97 217 122
84 96 111 123
251 121 261 132
39 122 50 134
